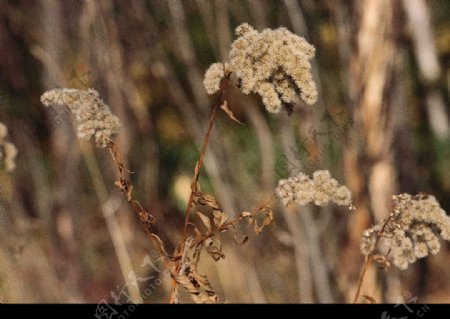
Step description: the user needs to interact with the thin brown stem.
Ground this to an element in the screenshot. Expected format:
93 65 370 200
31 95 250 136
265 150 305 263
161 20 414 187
179 99 221 254
107 142 172 271
169 75 230 303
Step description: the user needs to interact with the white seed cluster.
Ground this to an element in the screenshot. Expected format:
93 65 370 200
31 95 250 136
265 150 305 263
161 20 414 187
276 170 352 208
360 193 450 270
0 122 17 172
203 23 318 113
41 88 121 148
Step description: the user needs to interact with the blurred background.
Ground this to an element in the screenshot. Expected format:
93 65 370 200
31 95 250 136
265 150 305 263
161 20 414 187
0 0 449 303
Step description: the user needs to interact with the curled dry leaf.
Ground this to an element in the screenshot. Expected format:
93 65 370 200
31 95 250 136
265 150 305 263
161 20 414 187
191 191 251 260
182 189 274 303
205 237 225 261
213 210 228 228
240 205 274 234
174 259 219 304
220 100 244 125
197 211 212 232
229 224 249 245
114 178 133 202
254 206 273 234
149 234 171 262
240 211 252 219
203 194 220 210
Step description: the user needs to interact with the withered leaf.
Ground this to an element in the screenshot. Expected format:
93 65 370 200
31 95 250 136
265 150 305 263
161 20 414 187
149 234 170 262
174 261 219 303
203 194 220 210
193 226 203 241
240 211 255 225
220 100 243 125
213 210 228 228
204 236 225 261
126 183 134 202
193 191 205 206
254 206 273 234
229 224 249 246
206 245 225 261
240 211 252 219
196 211 212 232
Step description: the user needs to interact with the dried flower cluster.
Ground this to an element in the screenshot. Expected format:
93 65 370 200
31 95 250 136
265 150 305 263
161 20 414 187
360 193 450 270
203 23 318 113
276 170 352 208
40 88 121 148
0 122 17 172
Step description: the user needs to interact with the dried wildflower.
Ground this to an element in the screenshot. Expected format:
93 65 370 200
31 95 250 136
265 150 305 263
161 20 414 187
276 170 353 208
203 23 318 113
360 193 450 270
0 122 18 172
41 88 121 148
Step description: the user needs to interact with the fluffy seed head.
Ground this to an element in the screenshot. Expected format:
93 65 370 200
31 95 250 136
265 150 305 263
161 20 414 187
203 23 318 113
41 88 121 148
360 193 450 270
275 170 353 208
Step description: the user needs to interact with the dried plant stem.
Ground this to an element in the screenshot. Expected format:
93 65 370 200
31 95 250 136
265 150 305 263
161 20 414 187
169 76 229 303
80 143 142 303
179 96 221 253
107 142 173 269
353 215 393 303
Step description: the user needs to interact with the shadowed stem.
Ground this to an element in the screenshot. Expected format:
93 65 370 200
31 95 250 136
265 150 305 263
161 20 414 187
169 75 230 303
